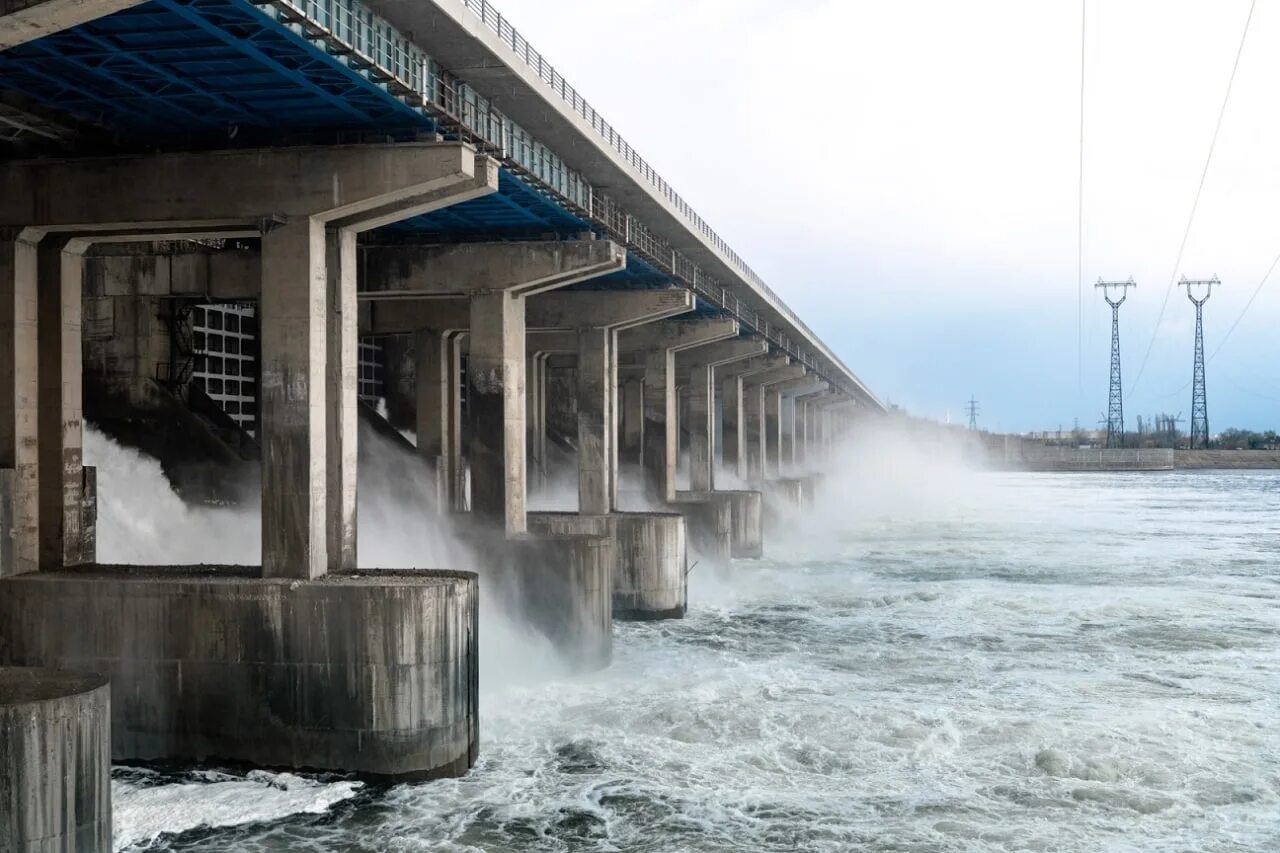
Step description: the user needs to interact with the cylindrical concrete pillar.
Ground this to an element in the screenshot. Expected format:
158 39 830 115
0 667 111 853
612 511 687 620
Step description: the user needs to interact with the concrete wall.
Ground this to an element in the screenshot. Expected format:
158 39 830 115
1004 446 1175 471
0 567 479 780
1174 449 1280 469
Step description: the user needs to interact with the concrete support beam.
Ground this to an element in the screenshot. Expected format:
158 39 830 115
367 287 689 335
715 354 790 482
36 239 87 569
458 250 633 533
742 364 806 483
621 319 738 502
675 336 769 381
618 316 737 355
783 383 830 468
415 330 455 506
764 388 783 481
0 231 39 577
526 289 694 330
2 144 496 579
467 290 526 533
687 364 714 491
0 144 495 233
620 377 643 467
1 0 146 49
523 290 695 514
524 353 547 491
720 374 745 483
576 327 613 515
361 240 626 298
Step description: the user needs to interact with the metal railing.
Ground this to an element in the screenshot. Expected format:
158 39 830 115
255 0 861 396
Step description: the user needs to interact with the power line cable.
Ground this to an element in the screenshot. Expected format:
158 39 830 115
1130 0 1256 393
1207 247 1280 361
1145 247 1278 401
1077 0 1087 394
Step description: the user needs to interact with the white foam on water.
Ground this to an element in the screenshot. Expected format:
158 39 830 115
111 770 362 851
85 424 1280 851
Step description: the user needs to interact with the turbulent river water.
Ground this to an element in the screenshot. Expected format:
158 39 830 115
94 432 1279 852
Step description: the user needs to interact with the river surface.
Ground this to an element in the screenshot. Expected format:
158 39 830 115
109 469 1280 852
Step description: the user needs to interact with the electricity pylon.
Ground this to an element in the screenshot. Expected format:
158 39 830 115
1181 276 1218 449
1096 278 1136 449
965 395 979 431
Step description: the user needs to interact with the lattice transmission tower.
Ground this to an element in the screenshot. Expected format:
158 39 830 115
1096 278 1136 449
1181 276 1218 449
965 396 979 431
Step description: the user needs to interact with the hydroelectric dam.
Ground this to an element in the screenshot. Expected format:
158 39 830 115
0 0 880 845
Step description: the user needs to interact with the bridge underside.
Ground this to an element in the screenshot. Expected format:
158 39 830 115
0 0 862 813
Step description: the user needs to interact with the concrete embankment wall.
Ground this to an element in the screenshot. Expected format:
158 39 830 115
1174 450 1280 469
1005 448 1175 472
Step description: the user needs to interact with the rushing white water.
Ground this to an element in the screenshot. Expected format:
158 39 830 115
90 428 1280 852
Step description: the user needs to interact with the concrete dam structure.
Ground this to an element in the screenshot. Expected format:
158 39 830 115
0 0 881 839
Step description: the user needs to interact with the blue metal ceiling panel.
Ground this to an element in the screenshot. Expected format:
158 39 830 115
0 0 429 133
0 0 681 297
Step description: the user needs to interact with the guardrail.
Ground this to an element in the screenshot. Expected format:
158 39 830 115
255 0 862 396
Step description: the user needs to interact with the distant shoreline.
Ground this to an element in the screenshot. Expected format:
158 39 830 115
1172 450 1280 470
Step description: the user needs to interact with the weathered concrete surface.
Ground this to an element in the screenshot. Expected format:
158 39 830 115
468 289 527 533
769 478 809 510
612 512 686 620
491 518 613 671
0 666 111 853
1 0 144 49
722 490 765 558
672 491 732 563
0 567 479 780
1 233 40 577
674 489 764 560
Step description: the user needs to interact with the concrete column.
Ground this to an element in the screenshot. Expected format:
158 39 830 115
744 381 765 484
325 228 357 572
447 333 466 511
536 352 551 488
764 388 782 481
688 364 714 491
468 290 526 533
787 398 801 469
415 329 452 506
642 349 676 502
620 377 644 465
577 327 612 514
260 218 328 578
36 239 88 568
721 374 745 482
525 353 536 489
607 340 620 509
773 394 793 468
0 230 39 577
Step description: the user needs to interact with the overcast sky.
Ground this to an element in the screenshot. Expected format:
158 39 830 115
491 0 1278 432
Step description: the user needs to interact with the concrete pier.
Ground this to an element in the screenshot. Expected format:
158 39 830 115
501 515 613 671
611 511 686 620
0 667 111 853
676 489 764 559
0 567 479 780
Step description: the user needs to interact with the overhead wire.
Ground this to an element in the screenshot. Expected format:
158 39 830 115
1077 0 1086 394
1149 246 1279 401
1207 247 1280 362
1129 0 1256 394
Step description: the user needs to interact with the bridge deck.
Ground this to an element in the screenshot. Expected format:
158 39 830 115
0 0 879 404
